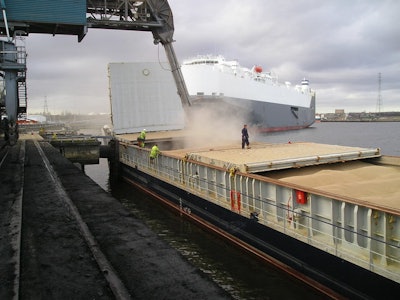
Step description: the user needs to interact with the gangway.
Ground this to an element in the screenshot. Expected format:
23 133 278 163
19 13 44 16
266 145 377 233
0 0 190 144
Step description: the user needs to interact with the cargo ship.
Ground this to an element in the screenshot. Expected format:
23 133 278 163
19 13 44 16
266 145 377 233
181 55 316 132
109 129 400 299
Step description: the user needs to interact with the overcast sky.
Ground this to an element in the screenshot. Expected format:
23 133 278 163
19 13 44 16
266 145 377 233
24 0 399 115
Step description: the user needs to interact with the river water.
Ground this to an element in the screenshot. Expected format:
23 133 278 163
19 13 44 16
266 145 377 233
84 122 400 299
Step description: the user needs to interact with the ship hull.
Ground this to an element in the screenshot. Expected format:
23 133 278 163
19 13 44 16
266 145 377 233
188 93 316 132
120 163 400 299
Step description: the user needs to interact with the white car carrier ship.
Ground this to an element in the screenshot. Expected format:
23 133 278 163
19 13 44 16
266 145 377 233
181 55 316 132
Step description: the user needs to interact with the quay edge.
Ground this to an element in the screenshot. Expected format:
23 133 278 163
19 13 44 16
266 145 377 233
109 132 400 299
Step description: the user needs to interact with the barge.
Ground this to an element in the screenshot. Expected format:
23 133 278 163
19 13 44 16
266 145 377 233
111 130 400 298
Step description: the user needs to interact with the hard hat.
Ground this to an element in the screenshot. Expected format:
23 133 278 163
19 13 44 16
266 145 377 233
143 129 146 131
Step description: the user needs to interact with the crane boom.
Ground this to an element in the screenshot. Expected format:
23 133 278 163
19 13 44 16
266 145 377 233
86 0 191 108
157 41 191 107
147 0 191 107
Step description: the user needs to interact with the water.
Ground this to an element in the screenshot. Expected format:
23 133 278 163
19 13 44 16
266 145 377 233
84 122 400 299
254 121 400 156
111 183 321 299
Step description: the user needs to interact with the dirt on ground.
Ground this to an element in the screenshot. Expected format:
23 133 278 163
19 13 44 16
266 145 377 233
0 139 232 299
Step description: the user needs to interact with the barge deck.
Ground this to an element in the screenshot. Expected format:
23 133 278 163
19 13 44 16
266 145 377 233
115 130 400 297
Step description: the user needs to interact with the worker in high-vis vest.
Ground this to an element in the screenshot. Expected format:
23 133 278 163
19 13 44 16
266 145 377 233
150 144 160 161
137 129 146 147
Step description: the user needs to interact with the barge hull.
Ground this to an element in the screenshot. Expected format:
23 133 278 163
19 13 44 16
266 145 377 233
120 163 399 299
115 136 400 298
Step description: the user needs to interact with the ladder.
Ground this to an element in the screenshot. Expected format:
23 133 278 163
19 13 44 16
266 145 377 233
16 44 27 119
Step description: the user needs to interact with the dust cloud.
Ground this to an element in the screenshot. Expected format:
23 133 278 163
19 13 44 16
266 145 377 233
182 105 249 149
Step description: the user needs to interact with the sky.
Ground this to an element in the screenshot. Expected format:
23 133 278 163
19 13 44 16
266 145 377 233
22 0 400 115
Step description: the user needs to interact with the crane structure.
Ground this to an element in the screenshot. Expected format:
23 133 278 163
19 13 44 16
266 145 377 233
0 0 190 144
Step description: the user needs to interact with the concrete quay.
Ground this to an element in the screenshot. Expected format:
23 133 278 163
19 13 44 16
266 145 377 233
0 135 231 299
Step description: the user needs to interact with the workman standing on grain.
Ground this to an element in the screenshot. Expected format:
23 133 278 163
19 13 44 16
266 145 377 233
137 129 146 147
241 124 250 149
150 144 160 161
